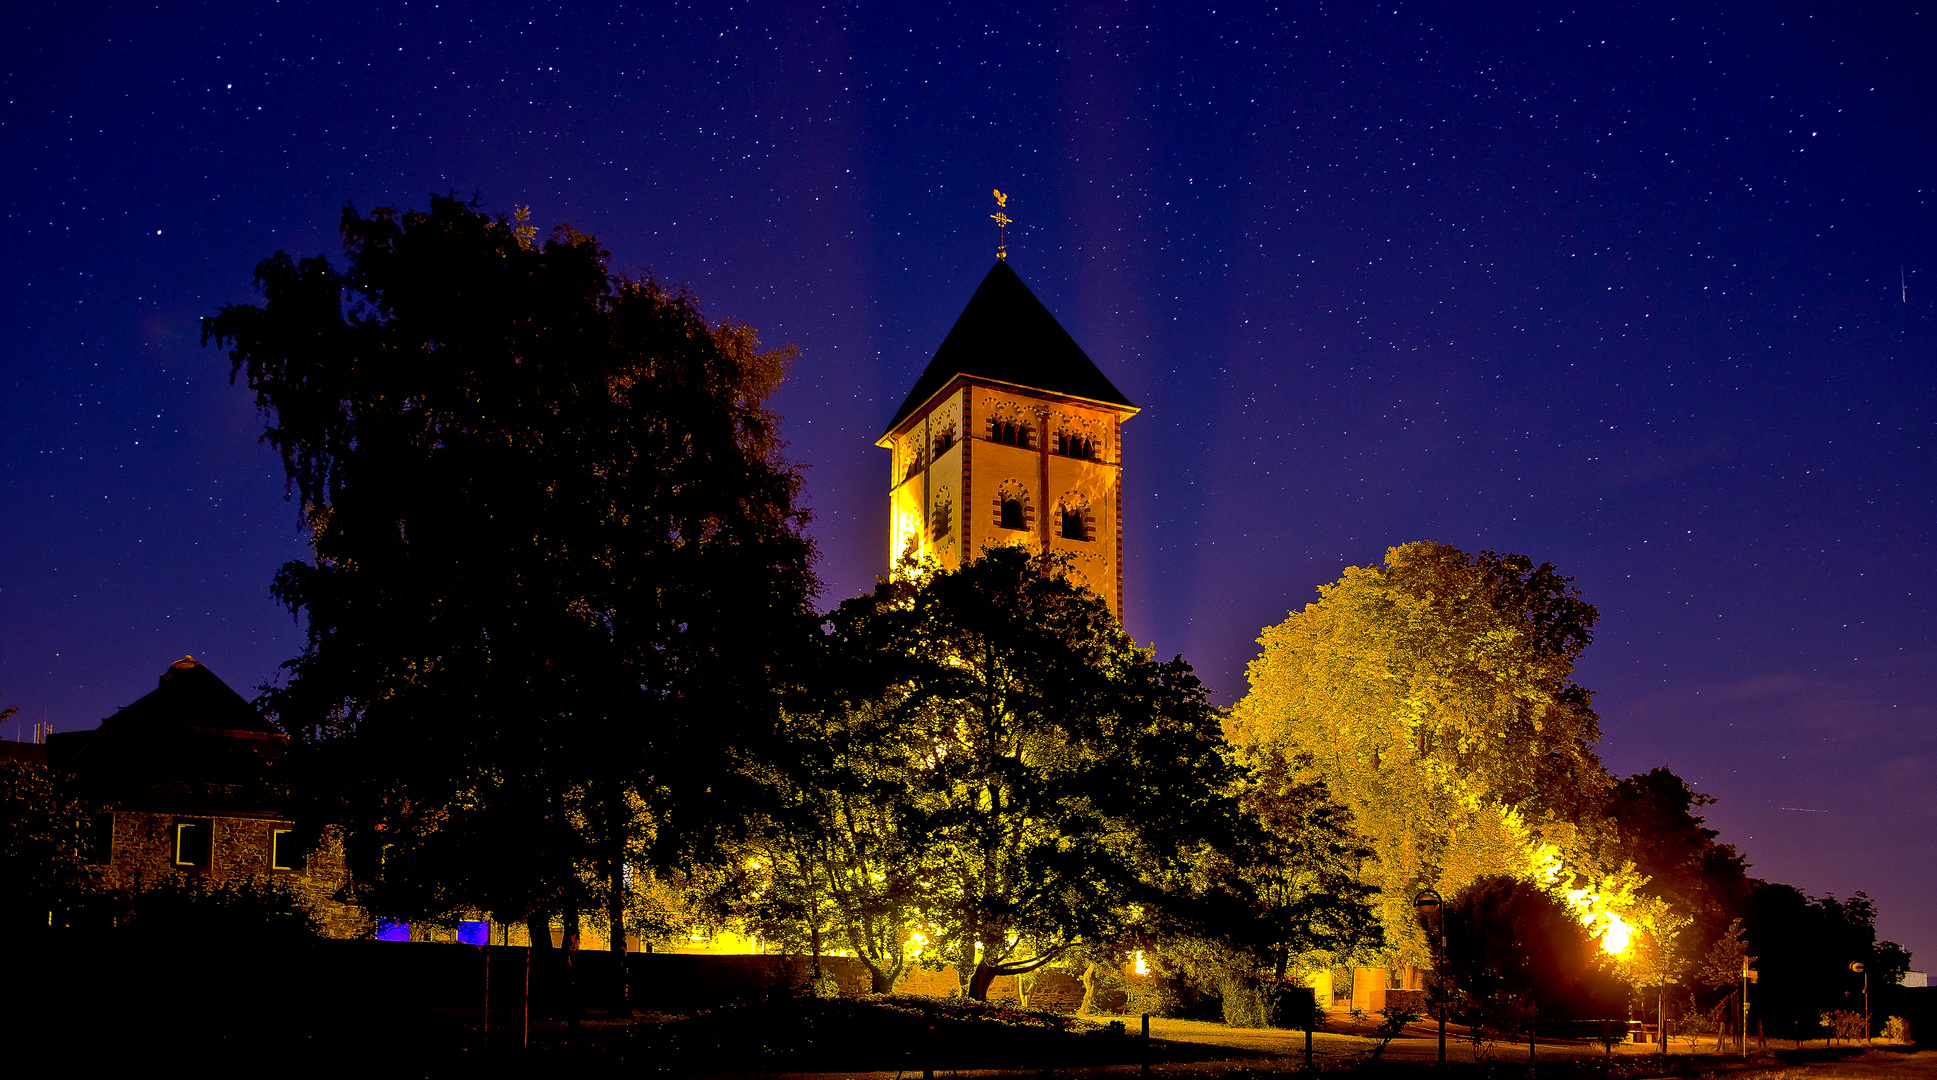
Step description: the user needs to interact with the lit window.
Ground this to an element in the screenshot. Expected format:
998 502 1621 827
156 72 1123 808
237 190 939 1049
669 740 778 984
271 828 298 871
174 820 211 867
1000 499 1025 530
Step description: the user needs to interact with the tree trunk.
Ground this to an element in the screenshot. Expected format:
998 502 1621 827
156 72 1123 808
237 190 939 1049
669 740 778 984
957 930 980 1000
564 906 582 1035
527 914 553 948
605 806 629 1015
967 961 999 1001
1078 962 1098 1015
865 961 896 995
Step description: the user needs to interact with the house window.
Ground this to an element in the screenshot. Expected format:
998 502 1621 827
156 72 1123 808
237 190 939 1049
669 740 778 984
1061 509 1087 541
271 828 299 871
1058 434 1096 460
1000 498 1025 530
84 812 114 864
933 424 955 457
175 820 212 868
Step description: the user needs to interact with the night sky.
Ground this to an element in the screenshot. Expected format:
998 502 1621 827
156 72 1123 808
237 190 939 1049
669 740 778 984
5 2 1933 966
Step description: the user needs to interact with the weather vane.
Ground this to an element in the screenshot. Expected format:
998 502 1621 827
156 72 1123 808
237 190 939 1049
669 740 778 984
991 189 1012 260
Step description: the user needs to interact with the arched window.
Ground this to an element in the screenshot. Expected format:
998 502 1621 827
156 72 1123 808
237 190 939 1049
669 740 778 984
1061 508 1087 541
931 490 953 541
1000 498 1025 530
1056 433 1069 456
933 425 955 457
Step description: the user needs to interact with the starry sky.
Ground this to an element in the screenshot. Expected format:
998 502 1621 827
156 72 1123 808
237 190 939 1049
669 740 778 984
4 1 1933 966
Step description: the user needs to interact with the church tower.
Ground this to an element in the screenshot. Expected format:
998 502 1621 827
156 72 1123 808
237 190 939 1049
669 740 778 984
878 260 1137 619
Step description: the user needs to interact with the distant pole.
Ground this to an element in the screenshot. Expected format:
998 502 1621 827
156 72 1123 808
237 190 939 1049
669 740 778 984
482 940 491 1050
1659 979 1667 1059
1415 890 1446 1066
991 190 1012 261
523 945 532 1050
1142 1013 1151 1079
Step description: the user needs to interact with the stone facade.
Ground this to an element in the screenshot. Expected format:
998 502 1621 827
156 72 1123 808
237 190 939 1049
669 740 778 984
101 809 368 937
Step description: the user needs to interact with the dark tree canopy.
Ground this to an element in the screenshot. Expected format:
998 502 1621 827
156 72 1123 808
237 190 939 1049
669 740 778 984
203 196 817 939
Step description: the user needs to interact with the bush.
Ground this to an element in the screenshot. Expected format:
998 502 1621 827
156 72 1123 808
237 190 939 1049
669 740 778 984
1123 976 1180 1018
126 875 320 942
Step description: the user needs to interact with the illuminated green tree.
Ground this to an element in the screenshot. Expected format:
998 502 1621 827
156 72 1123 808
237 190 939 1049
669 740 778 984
1227 542 1607 965
739 698 941 994
817 548 1241 1001
203 196 816 955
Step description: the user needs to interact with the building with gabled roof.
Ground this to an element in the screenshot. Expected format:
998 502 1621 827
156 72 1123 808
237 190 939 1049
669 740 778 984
46 656 365 936
878 260 1138 618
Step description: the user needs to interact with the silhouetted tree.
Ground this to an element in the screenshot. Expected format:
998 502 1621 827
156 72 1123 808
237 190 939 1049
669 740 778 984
0 759 104 932
1742 884 1909 1038
203 196 816 956
1598 767 1751 968
1442 875 1625 1023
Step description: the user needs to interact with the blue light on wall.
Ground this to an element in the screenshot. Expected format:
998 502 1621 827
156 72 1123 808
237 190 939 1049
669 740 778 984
457 920 490 946
375 920 410 942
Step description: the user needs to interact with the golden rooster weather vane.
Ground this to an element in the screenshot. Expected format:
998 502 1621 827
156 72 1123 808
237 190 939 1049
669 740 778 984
991 189 1012 260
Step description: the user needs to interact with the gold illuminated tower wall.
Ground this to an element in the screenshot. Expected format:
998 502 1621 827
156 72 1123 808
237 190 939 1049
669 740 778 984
878 260 1138 619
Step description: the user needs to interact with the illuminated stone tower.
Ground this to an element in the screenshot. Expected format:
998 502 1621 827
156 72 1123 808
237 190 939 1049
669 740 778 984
878 260 1137 619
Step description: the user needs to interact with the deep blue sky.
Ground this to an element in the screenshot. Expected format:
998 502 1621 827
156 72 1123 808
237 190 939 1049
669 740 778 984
4 1 1933 966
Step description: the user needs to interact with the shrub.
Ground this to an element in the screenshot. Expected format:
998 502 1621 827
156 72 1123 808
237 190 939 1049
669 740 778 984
127 875 320 942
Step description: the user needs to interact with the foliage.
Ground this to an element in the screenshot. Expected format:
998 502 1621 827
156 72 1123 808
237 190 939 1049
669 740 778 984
1227 542 1606 964
1370 1005 1422 1059
0 759 104 930
1741 883 1908 1039
126 875 321 942
1594 768 1751 971
737 693 941 994
788 547 1243 1000
1443 875 1625 1021
202 196 816 941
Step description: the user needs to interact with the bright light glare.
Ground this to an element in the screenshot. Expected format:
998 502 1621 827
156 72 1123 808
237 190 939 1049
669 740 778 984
1600 913 1633 955
1133 950 1148 976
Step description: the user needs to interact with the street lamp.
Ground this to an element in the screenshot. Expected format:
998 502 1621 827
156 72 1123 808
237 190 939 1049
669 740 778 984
1850 962 1869 1043
1415 890 1446 1066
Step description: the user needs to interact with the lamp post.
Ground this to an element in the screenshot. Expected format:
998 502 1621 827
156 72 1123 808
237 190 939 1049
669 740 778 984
1850 962 1868 1043
1415 890 1446 1066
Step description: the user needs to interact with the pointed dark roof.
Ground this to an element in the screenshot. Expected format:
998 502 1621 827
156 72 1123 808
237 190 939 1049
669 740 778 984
882 260 1134 438
103 656 281 736
49 656 287 814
